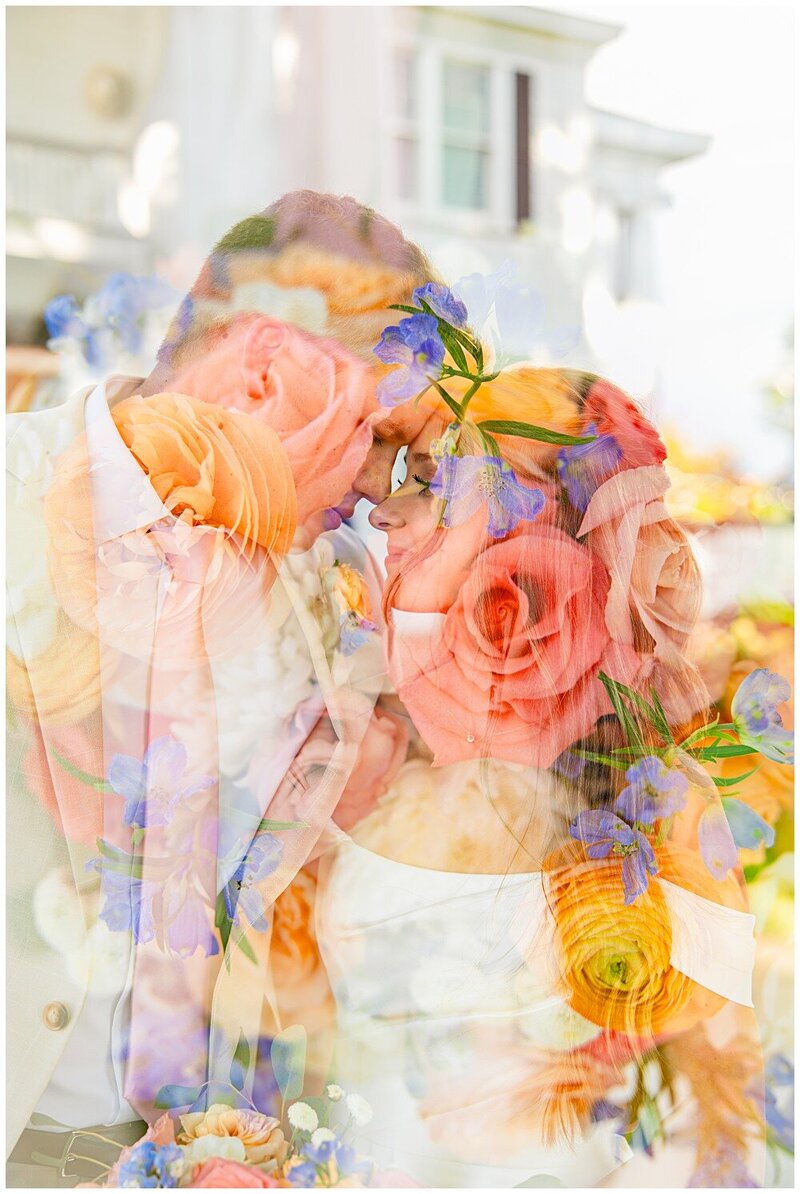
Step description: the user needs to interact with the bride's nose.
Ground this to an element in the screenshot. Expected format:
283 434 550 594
368 496 406 531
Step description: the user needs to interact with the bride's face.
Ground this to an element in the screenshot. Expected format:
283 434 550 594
368 416 487 613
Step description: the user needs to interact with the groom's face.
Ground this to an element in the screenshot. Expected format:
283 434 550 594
351 404 432 506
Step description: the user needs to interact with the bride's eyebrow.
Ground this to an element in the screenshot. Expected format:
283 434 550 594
408 450 434 469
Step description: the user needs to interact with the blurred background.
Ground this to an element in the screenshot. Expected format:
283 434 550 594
4 5 795 1179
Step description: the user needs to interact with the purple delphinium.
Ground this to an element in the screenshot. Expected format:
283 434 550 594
570 809 658 904
44 294 86 340
339 611 378 656
732 669 794 764
108 735 214 829
430 453 545 538
697 802 738 880
291 1138 373 1184
720 796 775 851
412 282 468 328
557 424 622 512
116 1140 184 1188
374 314 445 405
87 859 157 944
222 832 284 931
687 1143 758 1188
614 756 689 826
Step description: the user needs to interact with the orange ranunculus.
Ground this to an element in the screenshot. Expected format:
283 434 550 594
169 314 378 526
45 392 296 667
270 867 336 1047
543 842 728 1037
177 1105 288 1166
6 611 103 726
113 392 296 553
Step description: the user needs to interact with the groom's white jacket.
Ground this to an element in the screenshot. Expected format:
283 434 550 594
6 379 384 1152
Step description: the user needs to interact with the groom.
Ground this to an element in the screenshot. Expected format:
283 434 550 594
6 190 432 1186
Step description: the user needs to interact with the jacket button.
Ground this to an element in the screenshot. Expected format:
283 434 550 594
42 1002 69 1031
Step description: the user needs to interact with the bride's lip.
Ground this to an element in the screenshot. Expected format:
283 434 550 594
385 547 407 564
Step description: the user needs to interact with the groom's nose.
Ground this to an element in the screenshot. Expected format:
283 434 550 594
352 437 399 505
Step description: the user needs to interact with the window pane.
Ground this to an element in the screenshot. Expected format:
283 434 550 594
394 49 417 121
395 137 418 201
443 60 490 135
442 144 488 210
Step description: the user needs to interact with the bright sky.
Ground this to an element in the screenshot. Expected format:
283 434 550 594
543 0 794 481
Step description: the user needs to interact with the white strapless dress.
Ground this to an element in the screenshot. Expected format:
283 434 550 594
316 836 757 1189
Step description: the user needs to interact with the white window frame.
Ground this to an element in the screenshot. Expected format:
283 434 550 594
381 34 519 237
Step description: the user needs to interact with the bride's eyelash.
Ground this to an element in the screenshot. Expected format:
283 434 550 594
412 473 432 493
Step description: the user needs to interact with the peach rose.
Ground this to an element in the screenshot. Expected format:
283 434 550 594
169 314 378 526
190 1156 281 1187
178 1104 288 1166
578 465 700 658
390 526 640 768
45 392 296 667
333 707 409 831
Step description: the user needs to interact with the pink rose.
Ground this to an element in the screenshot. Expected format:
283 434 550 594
170 313 379 526
333 707 410 830
583 377 666 469
390 526 640 768
190 1157 281 1187
578 465 700 658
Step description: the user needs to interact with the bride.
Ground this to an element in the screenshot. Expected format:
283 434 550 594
306 358 774 1186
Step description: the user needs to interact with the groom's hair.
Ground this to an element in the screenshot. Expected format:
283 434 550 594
150 191 437 380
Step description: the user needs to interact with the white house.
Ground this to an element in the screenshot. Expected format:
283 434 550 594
7 4 708 364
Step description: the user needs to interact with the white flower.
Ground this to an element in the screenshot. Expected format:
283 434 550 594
311 1128 337 1148
33 868 90 954
287 1101 319 1133
66 921 132 996
325 1084 345 1102
180 1134 246 1168
345 1093 373 1127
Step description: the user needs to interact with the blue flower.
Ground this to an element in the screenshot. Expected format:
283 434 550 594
116 1140 183 1188
552 750 586 781
222 832 284 931
762 1053 795 1151
721 796 775 851
92 273 177 355
43 294 87 340
287 1161 318 1185
557 424 622 511
698 801 738 879
332 1142 372 1179
412 282 468 328
374 314 445 405
87 860 157 944
614 756 688 826
339 611 378 656
732 668 794 763
452 264 580 365
570 809 658 904
108 736 214 829
430 453 545 538
688 1144 758 1188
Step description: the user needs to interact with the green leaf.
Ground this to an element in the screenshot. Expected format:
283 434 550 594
438 325 468 372
598 672 645 751
693 743 759 760
257 818 308 832
432 382 464 421
95 837 143 877
51 747 113 793
230 1029 252 1090
649 689 673 743
477 419 595 446
271 1025 307 1103
387 302 423 316
154 1084 202 1109
712 768 759 788
572 749 628 770
235 932 257 964
215 889 233 956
